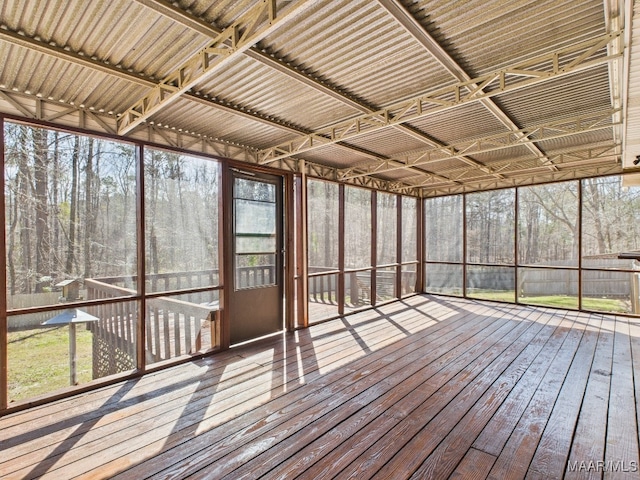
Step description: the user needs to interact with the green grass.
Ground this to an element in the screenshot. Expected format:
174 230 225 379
7 326 93 403
467 290 629 312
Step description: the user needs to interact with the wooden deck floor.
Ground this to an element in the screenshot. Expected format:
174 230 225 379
2 294 640 479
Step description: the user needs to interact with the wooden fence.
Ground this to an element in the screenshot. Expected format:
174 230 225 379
519 259 637 297
7 292 63 329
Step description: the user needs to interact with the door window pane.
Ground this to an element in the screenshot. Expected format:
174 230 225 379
235 199 276 235
234 178 276 202
233 176 278 290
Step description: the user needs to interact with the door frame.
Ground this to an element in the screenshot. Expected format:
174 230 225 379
220 161 295 349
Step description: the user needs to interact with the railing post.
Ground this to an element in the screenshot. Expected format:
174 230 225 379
632 272 640 314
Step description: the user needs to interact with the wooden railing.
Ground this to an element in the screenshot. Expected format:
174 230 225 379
86 275 221 378
308 267 417 307
236 265 276 289
85 279 138 379
95 269 220 293
144 296 219 362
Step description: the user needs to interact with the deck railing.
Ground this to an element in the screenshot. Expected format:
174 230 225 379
86 272 221 378
308 266 416 307
85 279 138 378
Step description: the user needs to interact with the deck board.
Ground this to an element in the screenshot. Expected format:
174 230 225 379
1 294 639 479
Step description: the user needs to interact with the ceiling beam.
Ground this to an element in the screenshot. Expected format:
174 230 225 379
257 30 622 164
133 0 375 112
0 19 442 186
0 86 422 195
338 109 621 180
406 142 620 187
421 162 622 197
376 0 558 171
117 0 315 135
0 27 158 89
0 26 395 161
128 0 461 180
132 0 489 181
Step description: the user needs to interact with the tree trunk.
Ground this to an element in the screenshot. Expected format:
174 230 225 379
33 128 50 293
52 131 60 274
585 179 608 254
66 136 80 275
83 138 94 278
17 126 32 293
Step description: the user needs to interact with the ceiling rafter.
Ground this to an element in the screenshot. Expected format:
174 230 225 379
0 26 304 131
132 0 478 182
132 0 374 112
338 108 621 180
0 26 156 88
257 30 622 164
0 86 422 195
0 24 404 168
421 163 623 197
129 0 455 182
407 142 620 187
4 24 431 190
376 0 558 172
117 0 316 135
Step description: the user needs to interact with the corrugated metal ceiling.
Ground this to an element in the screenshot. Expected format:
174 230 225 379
0 0 634 196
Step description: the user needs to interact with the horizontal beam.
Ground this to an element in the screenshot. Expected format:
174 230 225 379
258 31 623 164
134 0 487 179
338 108 621 180
117 0 312 135
376 0 557 170
412 142 620 186
0 88 421 196
422 163 623 197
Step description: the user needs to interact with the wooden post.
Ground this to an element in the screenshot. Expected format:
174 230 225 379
416 195 424 294
371 190 377 306
285 173 297 331
295 172 309 328
220 161 231 350
632 273 639 314
0 116 7 410
338 184 345 316
69 323 77 385
136 143 146 371
396 194 402 299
